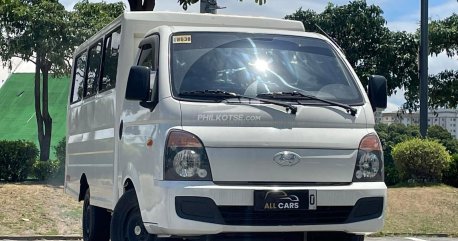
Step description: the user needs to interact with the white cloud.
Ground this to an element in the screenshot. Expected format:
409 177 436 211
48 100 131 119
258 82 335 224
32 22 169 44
384 101 401 113
429 0 458 20
386 0 458 32
388 88 406 107
429 52 458 75
386 20 419 32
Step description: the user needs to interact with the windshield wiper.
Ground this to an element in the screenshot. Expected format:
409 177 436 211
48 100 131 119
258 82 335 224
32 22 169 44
257 91 357 116
179 90 297 114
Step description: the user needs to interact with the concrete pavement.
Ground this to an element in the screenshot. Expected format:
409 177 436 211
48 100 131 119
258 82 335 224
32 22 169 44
1 236 457 241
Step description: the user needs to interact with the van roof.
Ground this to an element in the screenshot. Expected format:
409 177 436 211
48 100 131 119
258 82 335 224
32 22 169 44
123 11 304 32
74 12 305 56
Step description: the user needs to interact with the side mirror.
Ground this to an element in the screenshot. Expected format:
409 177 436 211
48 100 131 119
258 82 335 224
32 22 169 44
126 66 158 111
368 75 387 112
126 66 150 101
126 66 151 101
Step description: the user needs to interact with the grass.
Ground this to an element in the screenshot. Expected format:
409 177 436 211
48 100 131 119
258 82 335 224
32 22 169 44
0 73 70 159
0 182 81 236
382 184 458 236
0 183 456 236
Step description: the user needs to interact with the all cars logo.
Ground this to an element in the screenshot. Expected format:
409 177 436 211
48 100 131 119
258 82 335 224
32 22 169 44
264 191 300 210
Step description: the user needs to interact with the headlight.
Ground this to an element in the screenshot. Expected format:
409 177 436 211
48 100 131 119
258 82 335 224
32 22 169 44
164 130 212 181
353 133 384 182
173 150 201 178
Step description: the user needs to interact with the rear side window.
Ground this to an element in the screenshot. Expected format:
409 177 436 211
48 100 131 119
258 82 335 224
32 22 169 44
85 41 103 97
100 27 121 91
71 52 87 103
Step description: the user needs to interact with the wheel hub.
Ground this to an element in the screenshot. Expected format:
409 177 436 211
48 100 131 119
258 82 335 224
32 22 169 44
134 225 142 236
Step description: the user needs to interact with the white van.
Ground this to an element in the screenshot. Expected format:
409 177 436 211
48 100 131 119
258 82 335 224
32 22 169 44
65 12 388 241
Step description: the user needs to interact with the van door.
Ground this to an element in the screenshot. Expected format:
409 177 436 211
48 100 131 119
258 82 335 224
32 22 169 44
118 35 161 198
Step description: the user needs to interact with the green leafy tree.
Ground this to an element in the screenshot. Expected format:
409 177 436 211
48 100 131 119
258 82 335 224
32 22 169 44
427 125 458 154
427 70 458 109
127 0 266 11
430 14 458 57
70 0 125 44
285 1 419 95
0 0 73 161
407 14 458 109
0 0 124 161
286 1 458 110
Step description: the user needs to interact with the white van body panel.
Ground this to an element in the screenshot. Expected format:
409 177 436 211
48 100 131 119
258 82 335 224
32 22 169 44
142 182 386 235
65 11 386 236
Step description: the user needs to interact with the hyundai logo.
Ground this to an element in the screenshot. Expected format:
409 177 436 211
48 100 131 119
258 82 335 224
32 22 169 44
273 151 301 166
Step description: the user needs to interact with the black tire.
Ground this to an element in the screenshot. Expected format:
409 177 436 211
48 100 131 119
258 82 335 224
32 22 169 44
82 189 111 241
307 232 364 241
110 189 156 241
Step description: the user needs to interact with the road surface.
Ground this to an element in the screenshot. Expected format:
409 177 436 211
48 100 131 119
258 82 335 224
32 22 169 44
1 237 457 241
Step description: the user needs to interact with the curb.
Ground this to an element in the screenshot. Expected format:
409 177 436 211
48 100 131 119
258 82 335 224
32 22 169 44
0 236 82 240
370 233 454 238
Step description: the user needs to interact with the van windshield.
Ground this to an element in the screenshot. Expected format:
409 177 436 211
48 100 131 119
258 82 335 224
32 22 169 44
171 32 363 105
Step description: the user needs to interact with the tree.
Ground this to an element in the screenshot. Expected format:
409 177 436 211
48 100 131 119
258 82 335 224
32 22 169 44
286 1 458 110
0 0 124 161
403 14 458 110
427 14 458 109
127 0 266 11
70 0 125 45
0 0 73 161
430 14 458 57
285 1 419 95
427 125 458 154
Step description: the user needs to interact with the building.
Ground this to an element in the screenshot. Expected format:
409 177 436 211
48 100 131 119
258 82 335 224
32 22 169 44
379 109 458 139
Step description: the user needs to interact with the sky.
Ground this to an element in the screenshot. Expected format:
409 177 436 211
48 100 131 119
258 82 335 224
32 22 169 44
4 0 458 109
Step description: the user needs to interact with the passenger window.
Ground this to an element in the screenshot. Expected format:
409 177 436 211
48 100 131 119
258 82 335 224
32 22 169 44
71 52 87 103
85 41 103 97
101 27 121 91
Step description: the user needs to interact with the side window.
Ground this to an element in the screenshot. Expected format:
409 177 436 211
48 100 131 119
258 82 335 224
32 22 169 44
85 41 103 97
71 52 87 103
137 35 159 70
101 27 121 91
138 44 155 69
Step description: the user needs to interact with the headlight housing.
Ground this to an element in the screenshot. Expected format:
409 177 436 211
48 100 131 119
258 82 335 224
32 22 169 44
352 133 384 182
164 130 212 181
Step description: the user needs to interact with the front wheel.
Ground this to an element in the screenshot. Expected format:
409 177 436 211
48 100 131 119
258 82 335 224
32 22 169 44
110 189 156 241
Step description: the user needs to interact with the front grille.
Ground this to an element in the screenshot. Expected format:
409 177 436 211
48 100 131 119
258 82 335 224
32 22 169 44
175 196 383 226
213 182 352 186
218 206 353 226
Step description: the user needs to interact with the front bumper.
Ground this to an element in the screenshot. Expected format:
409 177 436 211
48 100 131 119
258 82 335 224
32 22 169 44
142 181 387 236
